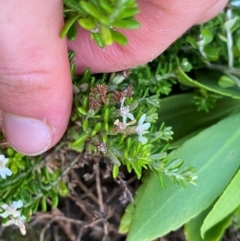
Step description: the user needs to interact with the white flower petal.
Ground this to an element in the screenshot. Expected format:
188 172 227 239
138 114 146 126
0 211 9 218
139 136 148 145
0 155 5 161
1 204 8 209
3 167 12 177
127 113 134 121
12 210 21 218
13 200 23 209
0 170 6 179
2 158 9 166
141 123 151 130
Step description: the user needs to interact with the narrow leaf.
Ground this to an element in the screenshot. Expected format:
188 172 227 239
177 68 240 99
157 93 240 142
185 205 233 241
60 14 80 39
111 30 128 45
201 169 240 237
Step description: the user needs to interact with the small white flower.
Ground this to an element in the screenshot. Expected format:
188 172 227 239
119 98 134 124
0 154 12 179
135 114 151 144
3 215 26 235
0 200 23 218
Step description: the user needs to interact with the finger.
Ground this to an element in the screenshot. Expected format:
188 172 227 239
195 0 228 24
68 0 227 73
0 0 72 156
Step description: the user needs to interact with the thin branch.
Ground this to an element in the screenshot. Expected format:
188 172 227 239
94 163 109 236
71 170 99 204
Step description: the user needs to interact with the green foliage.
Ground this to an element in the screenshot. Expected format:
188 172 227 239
0 148 72 232
120 113 240 241
185 205 233 241
70 70 196 185
201 169 240 237
61 0 140 47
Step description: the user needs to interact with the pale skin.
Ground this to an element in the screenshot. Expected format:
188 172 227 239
0 0 228 156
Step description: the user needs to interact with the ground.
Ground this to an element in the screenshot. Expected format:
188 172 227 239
0 143 238 241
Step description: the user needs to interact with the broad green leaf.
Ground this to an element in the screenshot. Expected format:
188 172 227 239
119 173 151 234
157 93 240 142
185 205 233 241
201 169 240 237
177 68 240 99
125 113 240 241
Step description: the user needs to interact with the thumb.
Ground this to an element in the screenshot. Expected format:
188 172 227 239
0 0 72 156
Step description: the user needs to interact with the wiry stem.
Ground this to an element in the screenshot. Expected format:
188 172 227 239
226 9 234 68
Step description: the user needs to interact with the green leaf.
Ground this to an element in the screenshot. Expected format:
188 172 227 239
60 13 80 39
41 196 47 212
58 181 69 197
185 205 233 241
111 30 128 45
16 160 25 170
79 1 102 19
201 169 240 237
204 45 219 61
157 93 240 142
117 8 140 19
124 113 240 241
218 75 236 88
78 18 97 30
177 68 240 99
67 21 78 41
119 202 135 233
10 163 18 174
101 25 113 45
91 32 105 48
112 19 140 29
237 37 240 51
201 28 213 45
63 0 85 15
186 36 198 48
99 0 113 14
50 189 59 208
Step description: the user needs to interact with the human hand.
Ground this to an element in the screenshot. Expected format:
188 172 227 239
0 0 227 156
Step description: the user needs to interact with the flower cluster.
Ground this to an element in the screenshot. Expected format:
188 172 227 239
0 200 26 235
0 154 12 179
116 97 151 144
